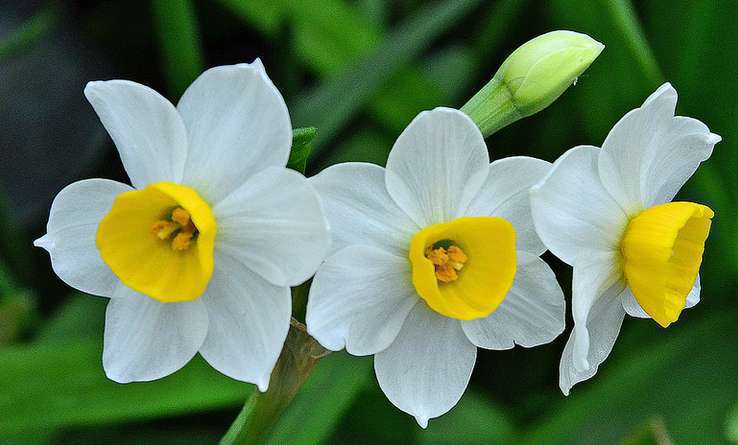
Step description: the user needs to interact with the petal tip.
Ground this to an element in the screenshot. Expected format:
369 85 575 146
33 234 52 250
706 132 722 145
415 415 429 429
560 385 571 396
103 366 131 384
251 57 266 74
256 375 270 392
83 80 108 98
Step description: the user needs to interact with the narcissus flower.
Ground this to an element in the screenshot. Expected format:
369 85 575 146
34 61 330 388
306 107 565 427
530 83 721 395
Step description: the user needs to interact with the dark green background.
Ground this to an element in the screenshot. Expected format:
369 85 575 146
0 1 736 443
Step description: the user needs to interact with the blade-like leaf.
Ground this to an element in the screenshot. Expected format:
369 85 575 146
291 0 481 157
520 313 738 444
151 0 205 97
263 354 373 444
0 339 252 433
417 392 516 444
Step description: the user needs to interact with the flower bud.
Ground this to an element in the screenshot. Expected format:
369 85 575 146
461 30 604 137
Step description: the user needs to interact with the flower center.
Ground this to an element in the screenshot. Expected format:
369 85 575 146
96 182 217 303
409 216 516 320
151 207 199 251
424 241 468 283
620 201 713 327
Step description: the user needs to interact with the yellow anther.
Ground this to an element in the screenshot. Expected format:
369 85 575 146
435 264 458 283
171 207 191 226
425 246 449 266
171 231 194 251
150 207 198 252
151 220 179 240
447 245 468 270
424 244 468 283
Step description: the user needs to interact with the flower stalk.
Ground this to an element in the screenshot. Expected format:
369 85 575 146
220 318 328 445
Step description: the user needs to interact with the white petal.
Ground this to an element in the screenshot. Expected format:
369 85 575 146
686 274 701 309
375 302 476 428
84 80 188 188
34 179 131 297
598 83 720 212
559 283 626 395
641 118 720 207
310 162 418 256
570 251 623 369
385 107 490 227
306 245 418 356
198 251 291 390
214 167 330 287
462 252 565 350
621 274 701 318
465 156 552 255
559 250 625 395
530 145 628 266
103 285 208 383
178 62 292 204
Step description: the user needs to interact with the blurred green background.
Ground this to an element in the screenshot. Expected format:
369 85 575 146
1 0 736 444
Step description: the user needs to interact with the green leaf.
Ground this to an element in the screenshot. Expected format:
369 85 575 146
217 0 449 137
726 402 738 443
545 0 663 140
0 4 57 60
151 0 205 97
0 340 252 433
214 0 286 34
287 127 317 173
520 313 738 444
291 0 482 158
417 392 516 444
619 418 674 445
35 293 106 343
314 128 391 171
263 354 373 444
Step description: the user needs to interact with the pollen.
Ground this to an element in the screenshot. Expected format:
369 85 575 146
425 243 468 283
151 207 198 252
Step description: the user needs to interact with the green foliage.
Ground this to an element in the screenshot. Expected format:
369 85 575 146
0 339 251 433
290 0 481 155
417 392 516 444
152 0 204 97
1 0 737 443
521 312 738 444
287 127 317 173
0 4 57 60
262 354 372 444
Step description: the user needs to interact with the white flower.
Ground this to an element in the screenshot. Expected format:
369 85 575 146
34 60 330 389
530 83 721 395
306 107 565 427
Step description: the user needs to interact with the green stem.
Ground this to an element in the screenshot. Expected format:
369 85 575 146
220 319 328 445
460 77 522 138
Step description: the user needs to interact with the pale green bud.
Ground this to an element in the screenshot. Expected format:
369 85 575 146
461 30 604 137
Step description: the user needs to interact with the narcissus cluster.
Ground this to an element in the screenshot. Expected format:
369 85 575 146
35 31 719 428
